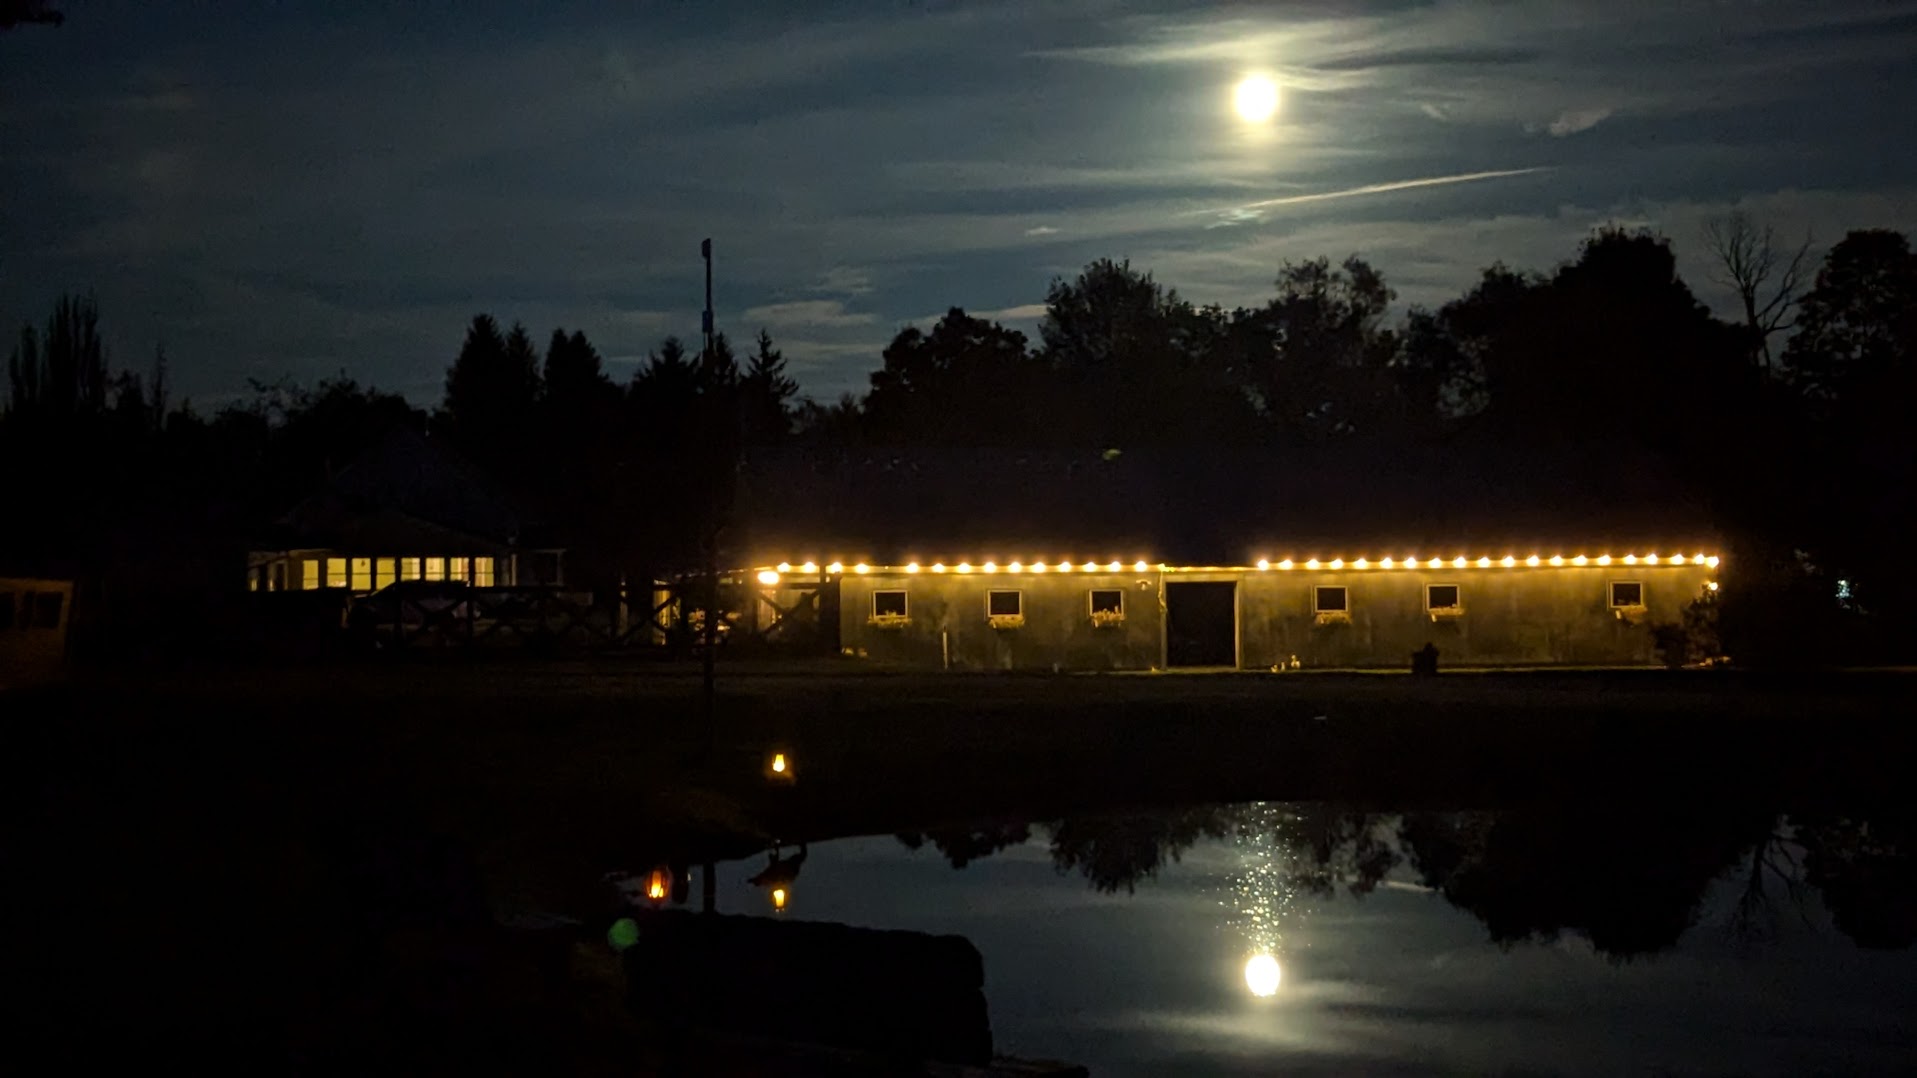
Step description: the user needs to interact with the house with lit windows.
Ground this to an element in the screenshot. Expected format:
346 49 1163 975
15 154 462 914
734 447 1725 670
246 427 563 598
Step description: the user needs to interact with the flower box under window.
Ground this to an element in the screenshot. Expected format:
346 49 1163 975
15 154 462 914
869 590 910 628
987 590 1023 630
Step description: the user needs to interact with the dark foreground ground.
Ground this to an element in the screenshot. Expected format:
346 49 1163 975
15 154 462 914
5 660 1912 1072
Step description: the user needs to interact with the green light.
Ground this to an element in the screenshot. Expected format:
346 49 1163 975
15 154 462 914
607 917 640 952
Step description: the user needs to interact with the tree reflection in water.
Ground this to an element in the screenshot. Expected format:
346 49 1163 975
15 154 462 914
896 800 1916 960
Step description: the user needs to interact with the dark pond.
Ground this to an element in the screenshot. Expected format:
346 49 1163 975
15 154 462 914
632 803 1916 1075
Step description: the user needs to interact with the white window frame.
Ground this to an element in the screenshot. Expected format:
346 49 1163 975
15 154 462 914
1088 588 1124 616
1313 584 1349 614
871 589 909 619
1425 582 1463 613
1609 580 1646 610
986 589 1024 619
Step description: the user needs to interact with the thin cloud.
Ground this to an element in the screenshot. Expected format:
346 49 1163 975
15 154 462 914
1198 167 1549 218
740 299 875 328
1542 107 1614 137
811 266 873 296
1025 225 1060 236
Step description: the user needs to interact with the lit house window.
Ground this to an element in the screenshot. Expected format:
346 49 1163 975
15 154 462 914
375 558 397 591
473 557 494 587
872 590 908 618
1426 584 1462 613
303 561 320 590
1610 581 1645 609
452 557 471 583
350 558 372 592
326 558 348 589
1314 585 1348 613
248 570 259 593
424 558 446 582
400 558 421 581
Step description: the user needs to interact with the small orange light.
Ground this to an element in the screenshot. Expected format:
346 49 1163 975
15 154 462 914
1623 554 1639 565
1646 554 1660 565
1305 559 1321 570
1032 561 1047 573
1597 555 1612 566
1081 562 1098 572
1008 561 1024 573
1058 562 1073 572
1329 558 1344 569
1134 560 1149 572
800 561 819 574
1670 554 1686 565
905 562 921 573
1525 555 1540 567
1381 557 1395 568
1257 559 1270 570
1453 557 1468 568
771 886 788 911
776 562 792 573
1354 558 1369 569
982 561 997 573
931 562 947 573
1477 557 1492 568
645 868 671 903
1403 557 1418 568
1278 559 1294 570
1572 555 1589 566
1501 556 1517 568
756 569 780 586
826 561 844 574
1549 555 1565 566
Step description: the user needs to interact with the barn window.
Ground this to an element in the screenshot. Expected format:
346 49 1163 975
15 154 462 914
987 590 1023 617
473 557 495 587
872 590 908 618
302 560 320 590
326 558 348 589
450 557 470 583
424 557 446 582
375 558 397 591
400 558 421 581
1090 589 1124 615
1610 581 1644 609
1313 585 1348 613
1426 584 1461 612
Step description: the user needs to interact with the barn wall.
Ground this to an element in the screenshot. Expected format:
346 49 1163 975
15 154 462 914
838 570 1164 671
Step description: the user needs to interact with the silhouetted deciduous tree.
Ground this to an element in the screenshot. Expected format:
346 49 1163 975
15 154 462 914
866 309 1045 445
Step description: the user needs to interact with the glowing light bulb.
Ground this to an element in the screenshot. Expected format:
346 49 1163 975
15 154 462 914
1477 557 1492 568
771 752 787 774
800 561 819 574
956 562 973 573
856 563 871 574
1354 558 1369 569
1381 557 1395 569
1278 559 1294 570
1596 555 1612 566
1623 554 1638 565
1329 558 1344 570
982 561 997 573
1305 559 1321 570
756 570 780 586
776 562 792 573
1670 554 1686 565
1403 557 1418 568
771 886 788 911
1646 554 1660 565
1058 562 1073 572
1572 555 1588 566
1549 555 1564 566
1705 555 1720 568
826 561 844 574
1081 562 1098 572
1106 561 1121 572
1008 561 1023 573
931 563 947 573
1706 580 1719 592
1453 557 1468 568
1501 556 1517 568
905 562 921 573
1032 561 1047 573
1257 559 1270 570
1134 561 1149 572
1526 555 1541 567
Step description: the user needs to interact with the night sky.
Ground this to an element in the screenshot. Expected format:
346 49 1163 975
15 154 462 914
5 1 1916 407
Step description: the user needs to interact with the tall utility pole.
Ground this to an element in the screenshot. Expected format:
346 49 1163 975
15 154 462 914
699 238 718 760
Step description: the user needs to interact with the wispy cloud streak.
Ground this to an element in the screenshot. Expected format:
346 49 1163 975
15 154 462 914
1197 167 1549 219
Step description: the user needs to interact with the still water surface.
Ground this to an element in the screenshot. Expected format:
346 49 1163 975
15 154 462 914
686 803 1915 1075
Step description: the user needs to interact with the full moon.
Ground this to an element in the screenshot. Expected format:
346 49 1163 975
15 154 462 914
1244 953 1281 997
1233 76 1279 123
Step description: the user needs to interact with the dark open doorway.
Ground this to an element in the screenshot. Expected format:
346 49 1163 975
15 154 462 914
1165 581 1237 667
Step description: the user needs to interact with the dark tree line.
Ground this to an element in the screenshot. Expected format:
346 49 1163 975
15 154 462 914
4 224 1913 661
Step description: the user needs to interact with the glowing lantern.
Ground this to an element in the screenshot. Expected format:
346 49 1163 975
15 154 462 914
1670 554 1686 565
1705 580 1720 592
1058 562 1073 572
645 867 671 903
757 570 780 586
1646 554 1660 565
1032 562 1047 573
771 886 789 911
1403 557 1418 568
769 751 790 778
